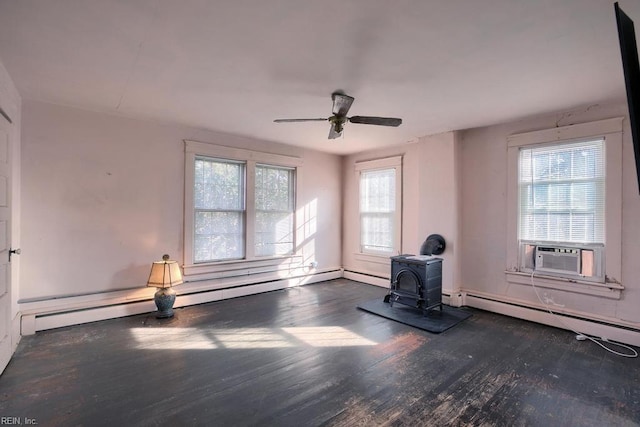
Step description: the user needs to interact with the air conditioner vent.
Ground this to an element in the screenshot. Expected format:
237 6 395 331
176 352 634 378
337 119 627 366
536 247 580 274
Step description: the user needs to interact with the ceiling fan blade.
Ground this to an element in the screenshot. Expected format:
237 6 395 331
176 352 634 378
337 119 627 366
328 123 342 139
332 93 355 116
274 118 328 123
349 116 402 127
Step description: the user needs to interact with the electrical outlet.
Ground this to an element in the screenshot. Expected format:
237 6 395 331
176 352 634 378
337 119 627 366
310 261 318 269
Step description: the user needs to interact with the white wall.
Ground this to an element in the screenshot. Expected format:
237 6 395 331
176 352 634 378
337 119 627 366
20 100 342 302
416 132 460 296
341 132 461 296
459 102 640 330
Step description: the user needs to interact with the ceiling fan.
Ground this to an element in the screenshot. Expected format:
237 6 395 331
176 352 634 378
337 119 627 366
274 91 402 139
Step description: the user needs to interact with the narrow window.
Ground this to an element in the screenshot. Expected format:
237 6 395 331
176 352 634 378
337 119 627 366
255 165 295 256
360 167 396 254
356 156 402 256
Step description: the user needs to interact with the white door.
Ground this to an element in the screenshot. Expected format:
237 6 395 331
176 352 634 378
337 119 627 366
0 114 13 373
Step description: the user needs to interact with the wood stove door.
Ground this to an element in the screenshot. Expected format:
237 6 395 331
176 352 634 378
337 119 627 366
390 269 422 308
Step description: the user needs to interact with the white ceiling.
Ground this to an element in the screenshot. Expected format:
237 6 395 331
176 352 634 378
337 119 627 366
0 0 637 155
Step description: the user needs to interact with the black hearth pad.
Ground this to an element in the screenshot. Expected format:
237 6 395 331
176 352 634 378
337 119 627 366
357 299 472 333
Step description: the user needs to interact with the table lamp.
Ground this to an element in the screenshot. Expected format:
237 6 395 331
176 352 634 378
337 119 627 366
147 254 183 318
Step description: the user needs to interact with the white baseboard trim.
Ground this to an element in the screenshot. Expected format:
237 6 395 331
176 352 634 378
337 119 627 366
24 270 639 348
21 270 342 335
464 293 640 347
343 270 389 288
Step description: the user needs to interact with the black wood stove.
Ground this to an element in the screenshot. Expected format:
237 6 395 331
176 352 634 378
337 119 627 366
384 234 446 315
385 255 443 314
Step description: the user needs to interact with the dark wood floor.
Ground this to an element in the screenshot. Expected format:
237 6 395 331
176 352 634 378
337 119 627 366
1 279 639 426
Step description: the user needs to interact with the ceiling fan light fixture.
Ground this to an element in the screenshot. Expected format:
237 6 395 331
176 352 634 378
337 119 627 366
328 125 342 139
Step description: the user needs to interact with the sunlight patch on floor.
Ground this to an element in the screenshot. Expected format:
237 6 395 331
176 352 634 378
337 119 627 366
282 326 378 347
130 326 378 350
130 328 217 350
214 328 294 349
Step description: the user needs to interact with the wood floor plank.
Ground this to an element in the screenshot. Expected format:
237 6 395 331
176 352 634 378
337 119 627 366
0 279 638 426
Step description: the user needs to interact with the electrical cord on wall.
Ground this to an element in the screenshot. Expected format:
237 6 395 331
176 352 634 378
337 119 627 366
530 270 638 358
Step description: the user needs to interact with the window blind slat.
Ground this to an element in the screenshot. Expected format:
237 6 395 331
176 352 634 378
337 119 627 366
518 139 605 244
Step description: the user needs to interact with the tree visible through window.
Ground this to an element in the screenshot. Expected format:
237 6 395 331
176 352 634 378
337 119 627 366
192 156 296 263
194 157 245 262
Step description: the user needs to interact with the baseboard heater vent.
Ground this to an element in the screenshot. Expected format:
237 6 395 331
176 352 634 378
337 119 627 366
22 270 342 334
465 292 640 334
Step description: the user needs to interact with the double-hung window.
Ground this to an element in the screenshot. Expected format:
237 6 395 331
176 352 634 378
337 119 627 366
506 117 623 290
517 140 606 281
185 141 301 268
255 164 295 257
194 157 246 262
356 156 402 256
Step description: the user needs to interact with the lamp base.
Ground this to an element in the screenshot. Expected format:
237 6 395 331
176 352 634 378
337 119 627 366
154 287 176 318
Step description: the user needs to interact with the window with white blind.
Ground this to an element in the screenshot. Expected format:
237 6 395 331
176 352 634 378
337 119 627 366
505 117 623 291
518 139 605 245
356 156 402 256
184 141 302 268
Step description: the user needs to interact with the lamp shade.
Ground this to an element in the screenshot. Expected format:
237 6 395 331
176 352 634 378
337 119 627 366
147 254 183 288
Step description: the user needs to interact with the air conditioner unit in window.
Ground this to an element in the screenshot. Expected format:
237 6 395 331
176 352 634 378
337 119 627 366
519 242 604 282
535 246 581 275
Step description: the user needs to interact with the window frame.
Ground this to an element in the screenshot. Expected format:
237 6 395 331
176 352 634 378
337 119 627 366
505 117 623 295
184 141 303 274
355 156 402 260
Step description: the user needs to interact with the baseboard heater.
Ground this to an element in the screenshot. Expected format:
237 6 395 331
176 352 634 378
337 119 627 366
342 270 390 288
464 292 640 346
342 269 388 279
21 270 342 335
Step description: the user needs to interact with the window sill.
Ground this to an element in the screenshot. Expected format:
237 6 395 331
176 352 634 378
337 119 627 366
504 271 623 300
184 255 304 279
